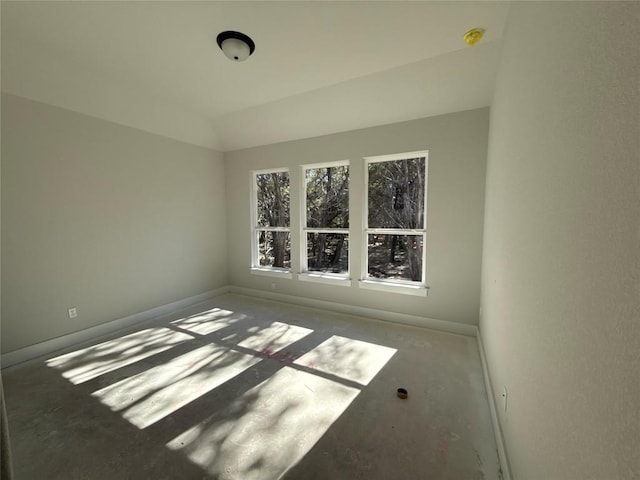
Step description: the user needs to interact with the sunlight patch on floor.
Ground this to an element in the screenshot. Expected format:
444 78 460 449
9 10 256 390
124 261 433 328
46 328 193 384
171 308 246 335
294 335 397 385
93 344 262 429
90 343 254 412
234 322 313 353
166 366 361 480
46 311 396 478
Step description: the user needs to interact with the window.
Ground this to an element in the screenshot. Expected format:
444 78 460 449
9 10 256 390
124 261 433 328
302 162 349 277
252 169 291 271
363 151 428 288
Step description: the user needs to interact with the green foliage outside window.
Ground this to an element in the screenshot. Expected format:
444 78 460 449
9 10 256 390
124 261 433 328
256 172 290 268
367 157 425 282
305 165 349 274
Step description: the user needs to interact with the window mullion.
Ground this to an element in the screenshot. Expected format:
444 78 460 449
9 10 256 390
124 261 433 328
258 226 291 232
304 228 348 235
365 228 425 235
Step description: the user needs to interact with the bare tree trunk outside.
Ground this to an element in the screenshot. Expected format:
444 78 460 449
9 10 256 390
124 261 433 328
272 232 284 267
407 236 422 281
271 173 286 267
315 233 326 268
331 235 344 270
390 235 397 263
407 159 424 281
316 168 332 268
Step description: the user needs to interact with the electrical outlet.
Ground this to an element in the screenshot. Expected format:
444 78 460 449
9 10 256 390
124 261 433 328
502 386 508 412
271 283 276 290
68 307 78 319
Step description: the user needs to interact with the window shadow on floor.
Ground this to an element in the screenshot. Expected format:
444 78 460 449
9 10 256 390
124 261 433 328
3 297 398 479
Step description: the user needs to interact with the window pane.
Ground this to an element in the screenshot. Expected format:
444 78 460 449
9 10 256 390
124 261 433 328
258 231 291 269
368 157 425 229
367 234 423 282
256 172 290 227
307 233 348 274
306 165 349 228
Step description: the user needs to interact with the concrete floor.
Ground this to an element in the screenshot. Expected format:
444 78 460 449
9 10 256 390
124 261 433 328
2 294 500 479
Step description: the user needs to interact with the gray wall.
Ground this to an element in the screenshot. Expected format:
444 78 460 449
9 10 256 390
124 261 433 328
225 108 488 326
1 94 228 353
481 3 640 479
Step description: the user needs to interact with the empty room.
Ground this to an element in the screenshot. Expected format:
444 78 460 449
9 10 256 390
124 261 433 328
1 2 638 480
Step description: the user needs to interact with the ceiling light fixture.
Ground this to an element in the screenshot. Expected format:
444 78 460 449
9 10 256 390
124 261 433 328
216 30 255 62
463 28 485 46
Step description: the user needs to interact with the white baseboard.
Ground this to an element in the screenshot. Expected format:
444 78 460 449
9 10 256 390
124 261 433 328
1 286 231 368
476 327 512 480
229 286 477 337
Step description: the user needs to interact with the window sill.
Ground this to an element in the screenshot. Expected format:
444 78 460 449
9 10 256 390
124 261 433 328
250 267 293 279
298 273 351 287
358 279 429 296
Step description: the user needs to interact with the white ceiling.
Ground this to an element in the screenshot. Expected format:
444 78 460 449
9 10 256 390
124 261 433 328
1 1 509 151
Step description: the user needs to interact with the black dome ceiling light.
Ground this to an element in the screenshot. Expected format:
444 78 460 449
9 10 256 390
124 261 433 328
216 30 255 62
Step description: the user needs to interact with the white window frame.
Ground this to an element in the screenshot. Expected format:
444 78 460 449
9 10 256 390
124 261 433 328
250 168 292 277
298 160 351 285
360 151 429 295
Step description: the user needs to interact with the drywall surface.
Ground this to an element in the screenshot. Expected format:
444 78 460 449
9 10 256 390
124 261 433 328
481 3 640 479
225 109 488 326
1 94 227 353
